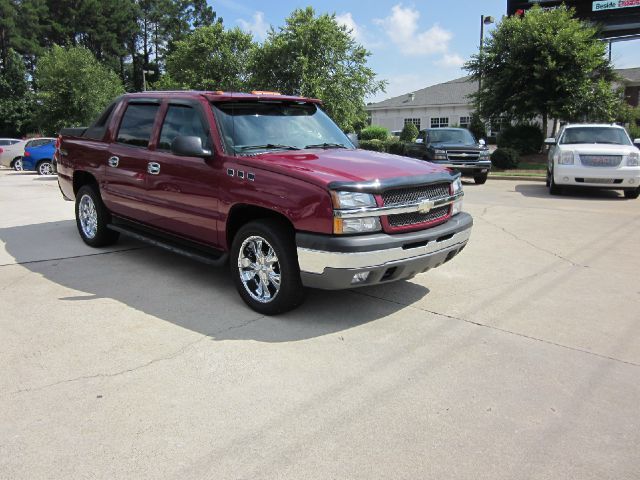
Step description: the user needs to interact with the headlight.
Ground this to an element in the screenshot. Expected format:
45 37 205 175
559 151 574 165
628 152 639 167
434 149 447 160
331 191 377 209
334 217 382 234
451 177 463 215
480 150 490 159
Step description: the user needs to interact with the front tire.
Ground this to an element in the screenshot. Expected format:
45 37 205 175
549 168 562 195
13 158 23 171
75 185 120 247
37 160 54 175
474 172 488 184
624 187 640 199
230 219 304 315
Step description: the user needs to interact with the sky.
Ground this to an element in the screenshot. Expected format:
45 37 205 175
208 0 640 103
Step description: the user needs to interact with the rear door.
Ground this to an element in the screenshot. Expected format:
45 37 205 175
104 100 161 222
143 99 221 246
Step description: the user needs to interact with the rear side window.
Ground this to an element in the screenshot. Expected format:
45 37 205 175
0 140 9 146
27 139 53 148
158 105 209 151
84 102 117 140
117 103 160 147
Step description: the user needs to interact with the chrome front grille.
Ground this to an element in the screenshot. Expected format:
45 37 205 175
387 205 450 227
382 183 450 206
579 155 622 167
382 183 451 228
447 150 480 161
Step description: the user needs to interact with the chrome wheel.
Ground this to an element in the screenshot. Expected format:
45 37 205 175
14 158 22 171
237 236 281 303
38 161 53 175
79 194 98 239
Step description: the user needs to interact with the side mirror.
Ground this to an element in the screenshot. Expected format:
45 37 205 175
544 137 556 146
478 139 486 146
634 138 640 147
415 138 424 144
171 136 212 157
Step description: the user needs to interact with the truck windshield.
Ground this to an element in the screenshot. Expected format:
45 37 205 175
428 129 476 145
211 101 354 155
560 127 631 145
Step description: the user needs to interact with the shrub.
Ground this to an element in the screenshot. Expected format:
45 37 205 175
399 123 418 142
491 148 520 169
359 125 389 141
359 139 386 152
628 122 640 141
385 139 406 155
497 124 544 155
469 112 486 140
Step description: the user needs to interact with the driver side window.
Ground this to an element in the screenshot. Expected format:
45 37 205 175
158 105 209 152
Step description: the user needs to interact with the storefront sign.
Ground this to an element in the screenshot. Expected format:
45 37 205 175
593 0 640 11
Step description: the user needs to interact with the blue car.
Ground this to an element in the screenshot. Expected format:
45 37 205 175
22 137 56 175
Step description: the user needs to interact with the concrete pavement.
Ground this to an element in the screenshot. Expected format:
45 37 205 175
1 169 639 479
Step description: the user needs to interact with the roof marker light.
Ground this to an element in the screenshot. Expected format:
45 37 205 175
251 90 281 95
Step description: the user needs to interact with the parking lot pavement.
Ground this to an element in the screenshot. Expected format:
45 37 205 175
1 169 639 479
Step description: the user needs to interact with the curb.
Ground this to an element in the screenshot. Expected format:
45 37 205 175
488 175 546 182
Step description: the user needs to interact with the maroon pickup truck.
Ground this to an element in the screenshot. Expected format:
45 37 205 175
56 91 472 314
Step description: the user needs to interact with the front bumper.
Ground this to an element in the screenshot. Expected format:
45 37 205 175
554 164 640 188
296 212 472 290
432 160 492 176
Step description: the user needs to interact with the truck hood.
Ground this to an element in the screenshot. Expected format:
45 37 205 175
559 143 637 155
234 148 452 189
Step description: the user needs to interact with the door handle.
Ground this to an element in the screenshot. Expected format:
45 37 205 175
108 156 119 167
147 162 161 175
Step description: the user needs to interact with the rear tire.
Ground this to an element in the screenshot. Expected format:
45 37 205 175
474 172 488 184
230 219 304 315
37 160 54 175
75 185 120 247
624 188 640 199
13 158 23 171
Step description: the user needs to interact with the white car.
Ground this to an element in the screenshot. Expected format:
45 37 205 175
545 124 640 199
0 138 27 170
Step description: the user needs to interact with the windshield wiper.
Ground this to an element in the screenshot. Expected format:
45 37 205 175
238 144 300 151
304 143 347 149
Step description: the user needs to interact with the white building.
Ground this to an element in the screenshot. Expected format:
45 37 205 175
366 67 640 136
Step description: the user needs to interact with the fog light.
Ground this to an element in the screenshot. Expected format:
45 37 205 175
351 272 370 284
630 179 636 185
563 177 569 182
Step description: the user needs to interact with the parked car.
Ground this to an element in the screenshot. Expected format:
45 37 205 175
545 124 640 199
0 138 27 170
57 91 473 314
22 137 56 175
404 128 492 184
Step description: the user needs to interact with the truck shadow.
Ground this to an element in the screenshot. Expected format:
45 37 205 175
514 183 625 200
0 220 429 343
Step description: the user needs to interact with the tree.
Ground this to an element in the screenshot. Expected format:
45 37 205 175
35 45 124 134
468 112 486 140
0 49 34 136
465 6 620 135
400 122 418 142
159 24 254 91
250 7 386 131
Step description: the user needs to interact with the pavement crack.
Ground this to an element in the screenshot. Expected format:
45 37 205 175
7 336 208 397
351 289 640 368
477 216 587 267
0 246 150 268
210 315 266 336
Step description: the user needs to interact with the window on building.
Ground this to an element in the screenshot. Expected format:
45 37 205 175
404 118 421 130
459 116 471 129
430 117 449 128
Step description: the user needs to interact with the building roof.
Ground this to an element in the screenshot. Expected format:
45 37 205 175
616 67 640 84
367 67 639 111
366 76 478 110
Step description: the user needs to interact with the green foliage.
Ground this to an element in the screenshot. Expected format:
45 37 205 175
250 7 386 131
491 148 520 169
628 123 640 141
35 45 124 134
358 139 385 152
162 24 254 91
385 139 406 155
497 124 544 155
465 6 620 134
399 122 418 142
0 49 35 136
359 125 389 141
469 112 486 140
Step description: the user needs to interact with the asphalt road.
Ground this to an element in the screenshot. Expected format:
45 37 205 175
1 168 639 479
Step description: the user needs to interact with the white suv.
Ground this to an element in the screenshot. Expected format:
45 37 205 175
545 124 640 199
0 138 27 170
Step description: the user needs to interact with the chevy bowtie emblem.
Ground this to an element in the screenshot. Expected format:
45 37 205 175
460 153 468 157
418 199 435 213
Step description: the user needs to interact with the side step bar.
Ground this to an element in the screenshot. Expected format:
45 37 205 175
107 224 228 267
